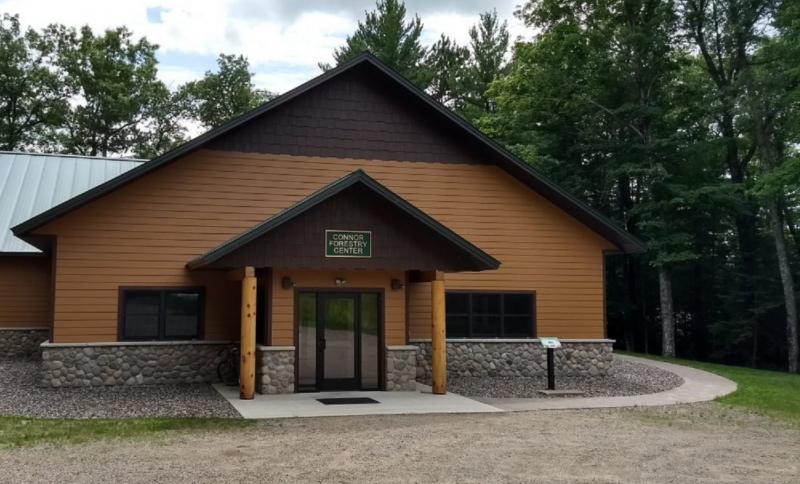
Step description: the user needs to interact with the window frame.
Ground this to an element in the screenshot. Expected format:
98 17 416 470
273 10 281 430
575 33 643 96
445 290 536 339
118 287 205 342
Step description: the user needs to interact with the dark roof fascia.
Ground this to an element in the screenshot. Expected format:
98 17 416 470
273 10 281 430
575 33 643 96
10 54 375 238
186 169 501 271
13 52 644 253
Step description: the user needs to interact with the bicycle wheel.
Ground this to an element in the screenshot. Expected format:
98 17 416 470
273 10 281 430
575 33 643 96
217 360 239 387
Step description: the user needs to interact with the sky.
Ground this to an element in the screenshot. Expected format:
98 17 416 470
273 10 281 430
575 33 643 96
1 0 530 94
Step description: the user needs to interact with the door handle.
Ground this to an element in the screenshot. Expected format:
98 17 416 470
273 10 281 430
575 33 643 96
319 339 326 350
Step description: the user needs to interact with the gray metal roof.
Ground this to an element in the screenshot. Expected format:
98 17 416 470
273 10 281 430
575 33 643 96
0 151 145 253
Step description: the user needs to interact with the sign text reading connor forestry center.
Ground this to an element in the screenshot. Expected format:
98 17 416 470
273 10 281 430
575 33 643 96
325 230 372 258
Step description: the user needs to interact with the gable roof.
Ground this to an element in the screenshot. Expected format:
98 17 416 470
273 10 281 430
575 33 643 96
0 151 145 253
11 53 645 254
187 169 501 272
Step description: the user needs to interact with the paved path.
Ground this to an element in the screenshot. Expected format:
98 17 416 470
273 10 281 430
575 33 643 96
217 355 736 418
214 383 501 419
476 354 737 411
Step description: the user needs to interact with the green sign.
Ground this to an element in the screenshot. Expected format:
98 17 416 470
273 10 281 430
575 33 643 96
325 230 372 258
539 337 562 349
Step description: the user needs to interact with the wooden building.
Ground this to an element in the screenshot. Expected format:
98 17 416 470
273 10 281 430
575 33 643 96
1 54 644 396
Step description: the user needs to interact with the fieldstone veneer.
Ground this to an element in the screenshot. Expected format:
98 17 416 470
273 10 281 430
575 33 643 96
0 329 48 359
256 345 295 394
40 341 227 388
412 339 614 379
386 345 417 391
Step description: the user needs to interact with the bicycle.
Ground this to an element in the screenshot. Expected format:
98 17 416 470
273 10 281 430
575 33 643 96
217 341 240 387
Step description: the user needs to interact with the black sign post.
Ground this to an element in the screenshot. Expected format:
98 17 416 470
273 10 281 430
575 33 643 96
540 337 561 391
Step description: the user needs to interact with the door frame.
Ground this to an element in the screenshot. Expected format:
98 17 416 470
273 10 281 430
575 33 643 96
294 287 385 392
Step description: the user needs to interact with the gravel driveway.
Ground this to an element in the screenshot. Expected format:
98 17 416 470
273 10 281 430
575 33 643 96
0 403 797 483
423 358 684 398
0 359 239 418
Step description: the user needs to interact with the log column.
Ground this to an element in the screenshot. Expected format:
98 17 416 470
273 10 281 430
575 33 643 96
431 273 446 395
240 266 257 400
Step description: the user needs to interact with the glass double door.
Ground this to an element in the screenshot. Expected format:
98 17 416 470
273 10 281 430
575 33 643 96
298 292 381 391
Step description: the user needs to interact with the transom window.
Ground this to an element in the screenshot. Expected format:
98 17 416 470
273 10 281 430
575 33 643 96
445 292 535 339
120 288 204 341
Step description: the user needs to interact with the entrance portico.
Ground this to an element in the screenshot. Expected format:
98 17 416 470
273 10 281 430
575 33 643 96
186 170 500 398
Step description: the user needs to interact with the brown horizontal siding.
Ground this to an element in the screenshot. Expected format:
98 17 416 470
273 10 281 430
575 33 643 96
0 256 51 329
38 150 613 342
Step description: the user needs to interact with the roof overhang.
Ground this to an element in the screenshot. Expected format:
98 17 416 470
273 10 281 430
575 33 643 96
186 169 501 272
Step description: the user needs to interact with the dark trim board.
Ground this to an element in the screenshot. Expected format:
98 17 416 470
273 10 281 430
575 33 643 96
10 53 645 255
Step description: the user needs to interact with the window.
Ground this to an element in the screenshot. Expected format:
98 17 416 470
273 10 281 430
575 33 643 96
445 292 535 339
120 288 204 341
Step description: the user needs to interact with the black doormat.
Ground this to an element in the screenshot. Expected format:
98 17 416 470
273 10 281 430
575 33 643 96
316 397 380 405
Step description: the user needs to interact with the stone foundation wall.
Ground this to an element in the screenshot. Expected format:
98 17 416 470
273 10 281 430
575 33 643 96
386 345 417 391
412 340 614 379
40 341 228 388
0 329 48 359
256 345 295 394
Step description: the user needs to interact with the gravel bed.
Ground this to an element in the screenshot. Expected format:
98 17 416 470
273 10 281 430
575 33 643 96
422 358 684 398
0 359 240 419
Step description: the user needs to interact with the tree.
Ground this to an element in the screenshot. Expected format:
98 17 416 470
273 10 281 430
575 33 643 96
0 14 68 151
744 1 800 373
459 10 510 121
426 34 469 106
677 0 776 356
321 0 431 88
507 0 691 357
48 25 164 157
182 54 276 130
133 83 190 159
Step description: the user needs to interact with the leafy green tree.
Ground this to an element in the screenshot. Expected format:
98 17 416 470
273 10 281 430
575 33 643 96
321 0 431 88
459 10 510 121
181 54 276 130
48 25 164 156
0 14 68 151
491 0 706 357
426 34 469 105
133 83 190 159
743 1 800 373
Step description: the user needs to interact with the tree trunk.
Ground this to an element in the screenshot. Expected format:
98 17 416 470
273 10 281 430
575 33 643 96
618 175 637 351
768 199 799 373
659 266 675 357
750 91 800 373
782 205 800 257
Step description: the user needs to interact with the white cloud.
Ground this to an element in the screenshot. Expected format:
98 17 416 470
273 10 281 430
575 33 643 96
157 65 203 89
3 0 530 94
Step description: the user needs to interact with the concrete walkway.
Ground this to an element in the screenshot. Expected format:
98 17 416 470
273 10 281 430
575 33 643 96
475 354 737 412
214 383 502 419
215 355 737 418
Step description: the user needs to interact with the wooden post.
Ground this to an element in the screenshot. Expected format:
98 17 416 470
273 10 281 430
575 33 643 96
431 275 446 395
240 267 256 400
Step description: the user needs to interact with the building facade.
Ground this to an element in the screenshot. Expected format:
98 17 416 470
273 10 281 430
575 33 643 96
1 54 644 394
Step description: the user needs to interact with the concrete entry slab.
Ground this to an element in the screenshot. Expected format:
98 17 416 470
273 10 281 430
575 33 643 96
213 383 503 419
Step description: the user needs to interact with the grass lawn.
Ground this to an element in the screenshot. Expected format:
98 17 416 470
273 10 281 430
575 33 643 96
621 351 800 425
0 415 253 449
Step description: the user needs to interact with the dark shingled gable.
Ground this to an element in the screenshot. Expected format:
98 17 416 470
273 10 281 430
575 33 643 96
206 65 488 164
